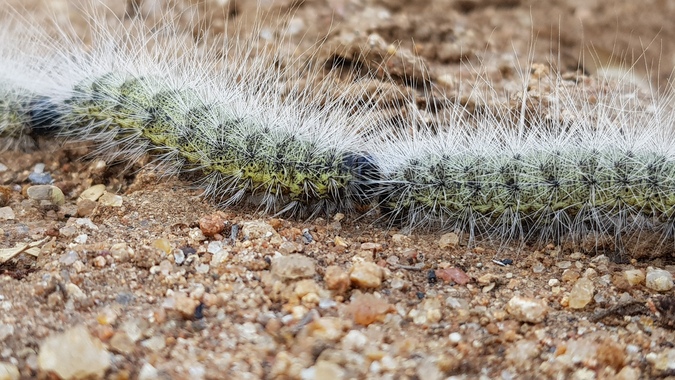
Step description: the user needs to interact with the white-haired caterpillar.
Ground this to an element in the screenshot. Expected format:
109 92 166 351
2 5 675 259
370 66 675 256
0 8 381 219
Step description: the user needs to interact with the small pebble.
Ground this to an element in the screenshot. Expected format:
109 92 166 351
624 269 645 286
196 264 210 274
206 241 223 254
66 283 86 299
152 239 172 254
99 192 123 206
26 185 64 206
28 172 52 185
303 361 345 380
477 273 498 285
158 260 172 275
33 163 45 174
198 213 225 236
438 232 459 249
188 228 206 242
140 336 166 352
556 338 597 367
75 218 98 230
649 348 675 372
271 254 316 281
171 293 200 319
616 366 641 380
506 296 548 323
37 325 110 379
210 247 229 266
120 320 143 343
109 332 135 355
505 341 540 370
390 277 409 290
416 357 443 380
360 242 382 251
420 297 442 324
572 368 595 379
301 229 313 243
59 251 79 265
229 224 240 242
241 221 276 240
29 164 49 183
532 262 545 273
116 293 134 305
78 184 106 202
173 249 186 265
341 330 368 351
334 236 349 250
386 255 399 266
307 317 346 342
562 269 581 282
391 234 409 245
194 303 205 319
138 363 159 380
319 299 337 309
95 306 115 324
93 256 107 267
0 362 19 380
110 243 134 262
346 293 392 326
76 199 97 216
324 266 350 293
349 262 383 289
568 277 595 309
435 267 471 285
279 241 298 254
645 267 674 292
0 207 14 220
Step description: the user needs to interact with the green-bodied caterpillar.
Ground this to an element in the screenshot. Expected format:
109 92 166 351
371 71 675 254
0 9 380 218
2 4 675 257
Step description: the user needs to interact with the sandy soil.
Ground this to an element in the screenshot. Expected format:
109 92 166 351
1 0 675 379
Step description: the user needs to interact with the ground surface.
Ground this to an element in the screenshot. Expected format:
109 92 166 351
1 0 675 379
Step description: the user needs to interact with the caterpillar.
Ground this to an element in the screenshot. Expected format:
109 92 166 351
2 4 675 258
0 7 380 219
372 73 675 254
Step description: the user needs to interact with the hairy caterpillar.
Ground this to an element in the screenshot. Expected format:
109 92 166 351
2 5 675 258
370 68 675 255
0 8 380 218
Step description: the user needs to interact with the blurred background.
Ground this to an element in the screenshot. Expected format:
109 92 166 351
5 0 674 90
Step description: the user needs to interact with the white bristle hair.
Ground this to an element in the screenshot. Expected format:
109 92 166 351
0 6 378 219
2 4 675 258
370 62 675 255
